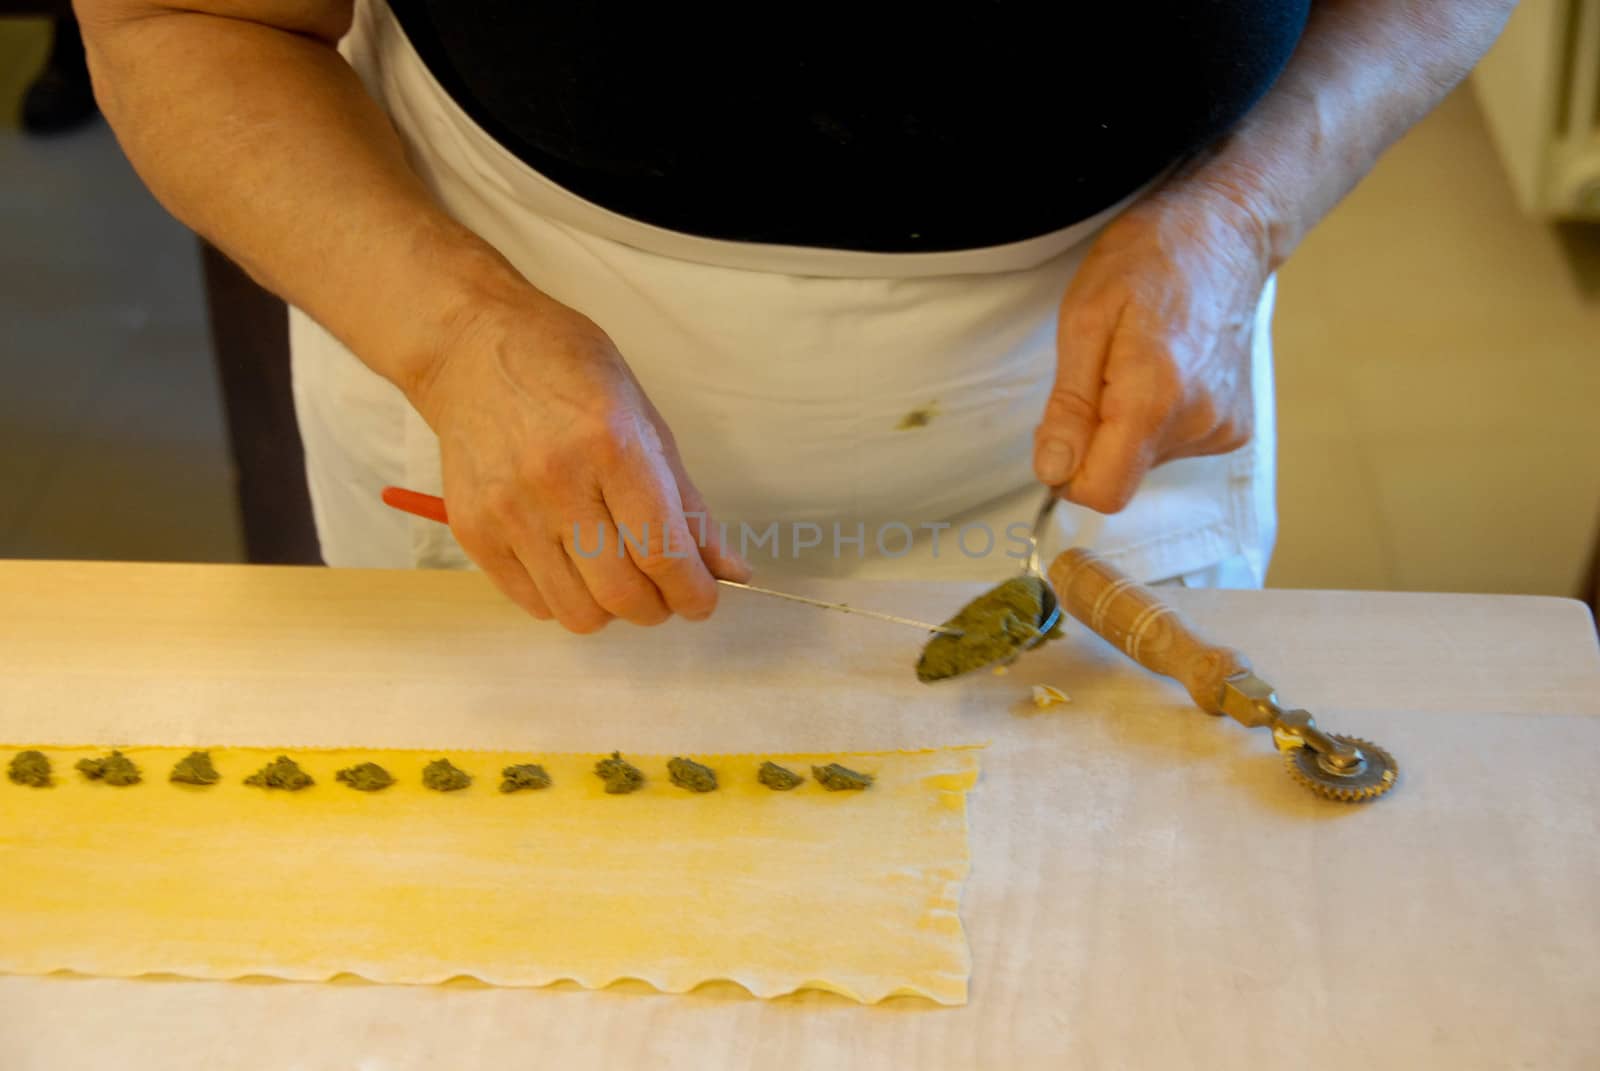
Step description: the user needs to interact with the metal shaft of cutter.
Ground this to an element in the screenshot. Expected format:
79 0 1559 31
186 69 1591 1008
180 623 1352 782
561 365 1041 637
717 580 962 636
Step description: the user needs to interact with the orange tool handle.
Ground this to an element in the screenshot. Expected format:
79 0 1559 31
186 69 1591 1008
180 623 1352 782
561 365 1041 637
380 486 449 525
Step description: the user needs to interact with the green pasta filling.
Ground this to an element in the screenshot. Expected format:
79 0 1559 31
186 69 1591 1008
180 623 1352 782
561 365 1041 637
667 756 717 793
336 762 395 792
594 751 645 794
244 755 313 791
169 750 221 786
8 750 52 788
499 763 552 793
756 761 803 791
916 575 1057 682
422 758 472 792
76 750 142 786
812 763 874 791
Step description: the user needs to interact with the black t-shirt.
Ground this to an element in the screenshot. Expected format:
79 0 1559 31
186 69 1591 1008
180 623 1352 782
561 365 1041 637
386 2 1310 252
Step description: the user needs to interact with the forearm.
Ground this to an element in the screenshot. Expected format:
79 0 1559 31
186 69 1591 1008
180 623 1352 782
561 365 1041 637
1165 0 1517 266
77 1 533 396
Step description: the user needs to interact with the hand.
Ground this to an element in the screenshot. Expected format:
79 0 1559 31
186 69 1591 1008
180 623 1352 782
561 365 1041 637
1034 184 1271 513
408 290 750 632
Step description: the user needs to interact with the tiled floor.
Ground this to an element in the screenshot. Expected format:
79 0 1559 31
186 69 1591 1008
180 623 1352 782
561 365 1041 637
1 17 1596 592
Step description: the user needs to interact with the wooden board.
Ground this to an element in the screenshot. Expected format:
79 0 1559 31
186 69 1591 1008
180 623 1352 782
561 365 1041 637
1 560 1598 1069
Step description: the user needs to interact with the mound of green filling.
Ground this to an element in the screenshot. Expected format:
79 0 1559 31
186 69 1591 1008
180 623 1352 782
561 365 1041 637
757 761 803 791
8 750 52 788
244 755 313 791
667 756 717 793
76 750 142 786
916 575 1054 683
169 750 220 786
499 763 552 793
422 758 471 792
594 751 644 794
336 762 395 792
812 762 874 791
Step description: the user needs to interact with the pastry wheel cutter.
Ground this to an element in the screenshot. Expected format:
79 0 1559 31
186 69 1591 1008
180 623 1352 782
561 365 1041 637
1049 548 1399 802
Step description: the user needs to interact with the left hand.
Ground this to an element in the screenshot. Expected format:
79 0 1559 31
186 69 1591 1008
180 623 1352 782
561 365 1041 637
1033 184 1272 513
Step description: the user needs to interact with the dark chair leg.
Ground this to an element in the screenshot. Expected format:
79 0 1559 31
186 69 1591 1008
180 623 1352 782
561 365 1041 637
199 240 323 566
18 14 98 136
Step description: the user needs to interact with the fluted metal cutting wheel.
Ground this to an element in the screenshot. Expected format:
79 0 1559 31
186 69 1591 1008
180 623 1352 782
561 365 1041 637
1283 735 1398 802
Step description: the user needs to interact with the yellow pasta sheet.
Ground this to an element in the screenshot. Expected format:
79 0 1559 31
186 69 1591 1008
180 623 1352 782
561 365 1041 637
0 745 979 1004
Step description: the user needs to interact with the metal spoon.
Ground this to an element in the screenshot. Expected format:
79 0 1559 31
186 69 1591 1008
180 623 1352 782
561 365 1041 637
915 488 1064 681
1021 488 1065 644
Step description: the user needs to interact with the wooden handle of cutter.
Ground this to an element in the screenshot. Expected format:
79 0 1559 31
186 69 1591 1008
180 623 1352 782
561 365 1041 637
1048 548 1249 715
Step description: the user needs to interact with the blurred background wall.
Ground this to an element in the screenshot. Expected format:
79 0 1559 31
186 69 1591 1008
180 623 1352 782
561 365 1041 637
2 11 1597 605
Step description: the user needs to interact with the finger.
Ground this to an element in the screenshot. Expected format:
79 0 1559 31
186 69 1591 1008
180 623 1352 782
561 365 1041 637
1036 285 1121 487
1158 412 1254 463
602 430 721 622
638 397 752 584
564 512 673 627
1157 336 1256 464
691 508 752 584
490 547 554 620
524 536 614 634
449 520 553 620
486 563 553 620
669 461 752 583
1063 360 1174 514
608 490 720 621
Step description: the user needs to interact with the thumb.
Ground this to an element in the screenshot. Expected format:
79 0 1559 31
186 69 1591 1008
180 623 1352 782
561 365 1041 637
1035 296 1113 487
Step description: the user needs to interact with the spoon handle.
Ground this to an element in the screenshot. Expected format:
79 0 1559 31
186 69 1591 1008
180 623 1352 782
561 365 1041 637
1048 548 1250 715
1026 490 1059 575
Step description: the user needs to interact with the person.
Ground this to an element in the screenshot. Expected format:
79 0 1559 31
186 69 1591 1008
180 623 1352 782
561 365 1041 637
77 1 1514 633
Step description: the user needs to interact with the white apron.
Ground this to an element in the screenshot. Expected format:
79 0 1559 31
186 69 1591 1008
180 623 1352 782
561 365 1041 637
291 0 1277 587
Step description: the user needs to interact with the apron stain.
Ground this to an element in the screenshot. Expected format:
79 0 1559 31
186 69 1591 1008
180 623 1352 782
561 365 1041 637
897 402 940 430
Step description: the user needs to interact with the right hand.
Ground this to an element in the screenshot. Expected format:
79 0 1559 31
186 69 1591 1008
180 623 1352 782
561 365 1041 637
408 290 750 632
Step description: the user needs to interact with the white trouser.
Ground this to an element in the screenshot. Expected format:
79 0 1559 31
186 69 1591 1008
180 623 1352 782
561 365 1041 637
290 0 1277 588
